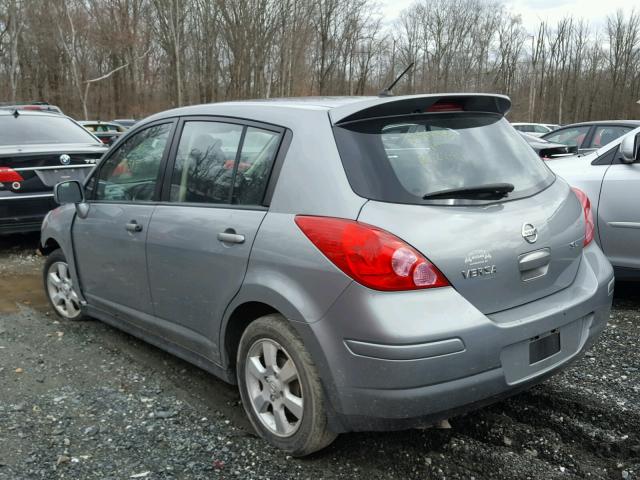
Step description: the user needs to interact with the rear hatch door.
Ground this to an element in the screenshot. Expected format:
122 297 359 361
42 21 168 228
358 181 584 314
332 95 585 314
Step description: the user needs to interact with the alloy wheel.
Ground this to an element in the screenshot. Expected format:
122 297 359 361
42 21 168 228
46 261 81 319
245 338 304 437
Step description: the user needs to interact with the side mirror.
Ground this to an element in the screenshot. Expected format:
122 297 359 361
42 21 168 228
54 180 84 205
620 133 639 164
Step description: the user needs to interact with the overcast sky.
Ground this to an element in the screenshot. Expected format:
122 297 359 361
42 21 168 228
379 0 639 33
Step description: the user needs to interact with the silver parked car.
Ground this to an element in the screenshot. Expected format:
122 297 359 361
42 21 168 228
40 94 614 456
542 120 640 155
511 122 555 137
547 127 640 280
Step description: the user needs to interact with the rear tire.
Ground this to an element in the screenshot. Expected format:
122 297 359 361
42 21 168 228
236 314 337 456
43 249 86 321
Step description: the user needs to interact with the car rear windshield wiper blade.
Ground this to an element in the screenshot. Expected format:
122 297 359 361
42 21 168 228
422 183 515 200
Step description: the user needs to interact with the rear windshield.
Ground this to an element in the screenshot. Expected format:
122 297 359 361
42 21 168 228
0 115 100 145
333 113 555 205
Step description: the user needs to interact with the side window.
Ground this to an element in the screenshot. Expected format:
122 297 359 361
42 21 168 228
591 126 631 148
92 123 171 202
232 127 280 205
169 121 243 204
534 125 550 133
545 126 590 148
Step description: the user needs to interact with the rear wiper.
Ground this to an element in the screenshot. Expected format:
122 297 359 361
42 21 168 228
422 182 515 200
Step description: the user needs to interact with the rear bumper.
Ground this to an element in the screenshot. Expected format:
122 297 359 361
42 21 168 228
298 243 614 433
0 194 55 234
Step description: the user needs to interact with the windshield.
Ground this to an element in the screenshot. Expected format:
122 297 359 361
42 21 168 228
333 113 555 205
0 115 100 145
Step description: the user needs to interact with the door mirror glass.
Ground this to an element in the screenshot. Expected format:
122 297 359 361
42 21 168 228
54 180 84 205
620 133 639 164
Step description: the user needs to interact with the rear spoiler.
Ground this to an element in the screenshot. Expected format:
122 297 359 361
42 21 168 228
330 93 511 125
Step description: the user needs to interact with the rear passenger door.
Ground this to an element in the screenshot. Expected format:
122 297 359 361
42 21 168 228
146 118 284 361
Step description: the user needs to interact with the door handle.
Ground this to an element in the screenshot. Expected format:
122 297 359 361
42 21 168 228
518 248 551 271
217 231 245 244
125 220 143 233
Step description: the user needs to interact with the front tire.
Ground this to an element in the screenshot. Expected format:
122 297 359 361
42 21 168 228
43 249 85 321
237 314 337 456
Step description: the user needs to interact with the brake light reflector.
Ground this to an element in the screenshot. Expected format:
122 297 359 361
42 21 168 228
294 216 449 291
0 167 23 183
571 187 594 246
426 101 464 112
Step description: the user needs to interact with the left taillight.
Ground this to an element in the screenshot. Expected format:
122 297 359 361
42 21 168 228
0 166 24 183
571 187 594 246
294 215 450 291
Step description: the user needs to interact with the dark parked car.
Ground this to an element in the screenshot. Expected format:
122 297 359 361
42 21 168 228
79 121 127 146
541 120 640 155
0 110 107 234
112 118 137 129
0 101 64 114
518 132 577 159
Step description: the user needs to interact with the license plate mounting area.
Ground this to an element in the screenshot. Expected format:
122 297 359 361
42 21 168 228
529 329 560 365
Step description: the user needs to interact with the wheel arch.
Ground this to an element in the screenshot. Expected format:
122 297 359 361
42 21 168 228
39 236 61 255
223 301 278 374
221 294 345 433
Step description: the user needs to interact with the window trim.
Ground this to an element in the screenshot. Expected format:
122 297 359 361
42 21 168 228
591 145 618 166
159 115 287 209
84 118 178 204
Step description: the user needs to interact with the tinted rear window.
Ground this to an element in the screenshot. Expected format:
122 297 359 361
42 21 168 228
0 115 100 145
333 113 555 205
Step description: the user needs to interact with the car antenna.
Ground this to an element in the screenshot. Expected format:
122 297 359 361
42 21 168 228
12 109 19 118
378 62 414 97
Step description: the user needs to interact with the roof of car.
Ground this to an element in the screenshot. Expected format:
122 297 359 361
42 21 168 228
147 96 382 119
142 93 512 127
79 121 120 126
0 109 57 116
554 120 640 128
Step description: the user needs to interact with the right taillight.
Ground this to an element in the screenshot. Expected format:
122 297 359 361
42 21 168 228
294 215 450 291
571 187 594 246
0 166 23 183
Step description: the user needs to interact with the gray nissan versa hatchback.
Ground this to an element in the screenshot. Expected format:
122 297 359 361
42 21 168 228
40 94 614 456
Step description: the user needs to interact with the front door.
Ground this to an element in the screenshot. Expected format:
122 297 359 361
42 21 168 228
146 119 283 360
73 122 175 316
598 146 640 272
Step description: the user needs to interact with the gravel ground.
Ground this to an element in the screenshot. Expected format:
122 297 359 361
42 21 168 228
0 233 639 480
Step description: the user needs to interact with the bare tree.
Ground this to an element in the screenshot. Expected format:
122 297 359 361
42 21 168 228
153 0 187 106
1 0 638 123
1 0 24 102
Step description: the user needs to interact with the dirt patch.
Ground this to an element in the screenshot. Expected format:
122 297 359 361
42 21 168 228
0 274 49 313
0 233 47 313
